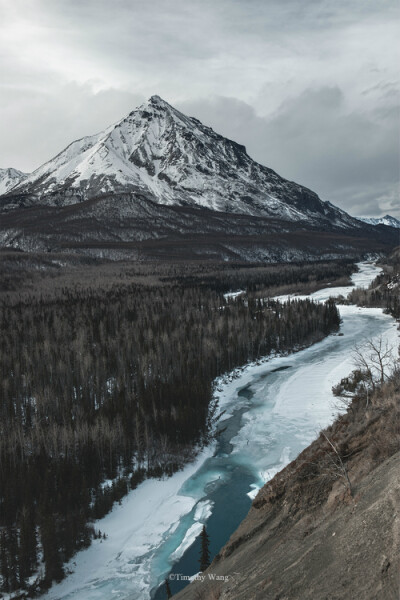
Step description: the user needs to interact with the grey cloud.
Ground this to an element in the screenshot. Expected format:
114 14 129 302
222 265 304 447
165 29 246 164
328 183 399 218
0 84 144 171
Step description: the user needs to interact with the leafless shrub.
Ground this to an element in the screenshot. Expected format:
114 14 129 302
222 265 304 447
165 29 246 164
320 431 352 496
333 337 398 410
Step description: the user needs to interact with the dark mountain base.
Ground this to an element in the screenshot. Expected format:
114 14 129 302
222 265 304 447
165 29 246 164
0 250 355 298
0 193 397 262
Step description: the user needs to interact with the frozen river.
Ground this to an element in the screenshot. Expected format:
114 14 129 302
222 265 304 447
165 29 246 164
44 263 399 600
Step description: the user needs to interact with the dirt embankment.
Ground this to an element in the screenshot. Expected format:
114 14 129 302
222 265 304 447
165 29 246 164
173 372 400 600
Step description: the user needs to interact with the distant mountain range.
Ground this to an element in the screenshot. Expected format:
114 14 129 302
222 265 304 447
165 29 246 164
356 215 400 229
0 96 398 261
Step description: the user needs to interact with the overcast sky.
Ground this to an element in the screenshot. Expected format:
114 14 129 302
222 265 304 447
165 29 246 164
0 0 399 217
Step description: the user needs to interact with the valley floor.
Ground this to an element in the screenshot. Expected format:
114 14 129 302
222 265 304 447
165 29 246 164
38 263 399 600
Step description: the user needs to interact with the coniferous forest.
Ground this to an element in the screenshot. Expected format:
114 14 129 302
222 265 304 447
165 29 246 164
0 257 343 596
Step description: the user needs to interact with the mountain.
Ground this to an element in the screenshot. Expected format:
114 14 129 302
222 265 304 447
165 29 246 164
0 167 27 195
0 96 398 261
1 96 358 228
357 214 400 229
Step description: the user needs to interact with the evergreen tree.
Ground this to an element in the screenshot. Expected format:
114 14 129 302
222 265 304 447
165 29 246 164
0 531 10 592
18 506 37 585
6 526 19 591
40 515 64 584
199 525 210 572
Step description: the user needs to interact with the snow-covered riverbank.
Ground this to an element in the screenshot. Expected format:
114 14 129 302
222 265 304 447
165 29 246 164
41 447 216 600
274 261 381 303
43 262 399 600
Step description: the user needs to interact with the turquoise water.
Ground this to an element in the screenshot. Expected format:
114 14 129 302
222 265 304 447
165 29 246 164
152 387 256 598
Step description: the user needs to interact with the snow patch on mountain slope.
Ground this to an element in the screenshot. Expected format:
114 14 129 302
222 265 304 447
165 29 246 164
0 167 28 195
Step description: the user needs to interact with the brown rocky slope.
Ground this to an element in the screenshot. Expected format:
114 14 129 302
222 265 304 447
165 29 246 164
173 368 400 600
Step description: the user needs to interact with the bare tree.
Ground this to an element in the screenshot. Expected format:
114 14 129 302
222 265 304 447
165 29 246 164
353 338 395 390
333 337 397 408
321 431 352 496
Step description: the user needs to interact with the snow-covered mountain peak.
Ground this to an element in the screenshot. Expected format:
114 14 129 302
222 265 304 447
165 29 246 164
1 97 361 228
146 94 172 109
125 95 187 129
149 94 166 103
356 214 400 229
